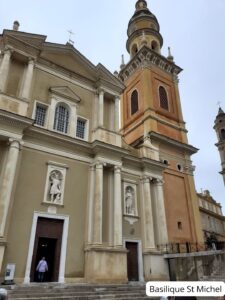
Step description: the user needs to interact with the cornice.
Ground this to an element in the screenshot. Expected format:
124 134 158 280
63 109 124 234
200 207 225 221
119 45 182 82
25 126 93 158
149 131 198 155
0 109 33 129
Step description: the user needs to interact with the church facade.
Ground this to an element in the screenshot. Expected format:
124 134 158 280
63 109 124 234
0 1 203 283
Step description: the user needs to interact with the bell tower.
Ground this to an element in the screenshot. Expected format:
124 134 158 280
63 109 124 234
214 107 225 184
119 0 203 244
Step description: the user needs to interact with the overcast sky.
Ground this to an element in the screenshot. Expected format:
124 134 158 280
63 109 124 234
1 0 225 212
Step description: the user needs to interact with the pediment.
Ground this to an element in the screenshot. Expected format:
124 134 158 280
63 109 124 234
96 63 125 91
50 86 81 103
41 43 97 81
3 30 46 48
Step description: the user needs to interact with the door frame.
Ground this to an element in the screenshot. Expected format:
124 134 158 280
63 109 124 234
24 212 69 283
123 239 144 282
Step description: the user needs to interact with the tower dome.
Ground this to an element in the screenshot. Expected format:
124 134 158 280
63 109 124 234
127 0 163 58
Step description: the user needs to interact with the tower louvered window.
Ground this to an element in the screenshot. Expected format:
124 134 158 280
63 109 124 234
159 86 169 111
131 90 139 115
54 104 69 133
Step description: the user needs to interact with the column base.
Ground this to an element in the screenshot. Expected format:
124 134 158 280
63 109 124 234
143 252 169 281
85 246 127 283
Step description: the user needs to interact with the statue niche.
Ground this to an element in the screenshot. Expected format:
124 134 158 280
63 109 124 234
125 186 135 215
48 170 63 203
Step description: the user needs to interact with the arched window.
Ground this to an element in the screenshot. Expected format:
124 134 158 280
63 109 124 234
221 129 225 140
151 40 159 52
54 103 69 133
131 90 139 115
159 86 169 110
131 44 138 57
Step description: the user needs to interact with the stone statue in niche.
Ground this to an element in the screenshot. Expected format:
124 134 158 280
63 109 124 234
49 170 62 203
125 186 135 215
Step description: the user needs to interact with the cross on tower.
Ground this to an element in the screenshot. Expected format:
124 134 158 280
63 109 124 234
67 30 74 45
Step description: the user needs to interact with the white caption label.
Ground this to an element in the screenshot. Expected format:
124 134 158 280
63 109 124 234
146 281 225 297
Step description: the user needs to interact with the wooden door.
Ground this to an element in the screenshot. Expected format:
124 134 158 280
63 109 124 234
30 217 63 282
126 242 139 281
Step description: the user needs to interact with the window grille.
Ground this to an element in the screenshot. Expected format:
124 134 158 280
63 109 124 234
76 118 86 139
131 90 139 115
159 86 169 110
54 104 69 133
34 104 46 127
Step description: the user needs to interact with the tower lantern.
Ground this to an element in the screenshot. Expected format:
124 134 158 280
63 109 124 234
126 0 163 58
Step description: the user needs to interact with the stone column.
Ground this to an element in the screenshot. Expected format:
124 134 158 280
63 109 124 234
114 96 120 132
0 48 12 93
153 178 168 246
92 162 103 244
98 90 104 127
142 176 156 249
20 57 35 100
87 165 95 244
114 166 122 247
0 139 21 237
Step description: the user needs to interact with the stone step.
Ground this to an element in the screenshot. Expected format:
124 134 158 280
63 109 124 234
9 292 147 299
5 283 154 300
9 298 152 300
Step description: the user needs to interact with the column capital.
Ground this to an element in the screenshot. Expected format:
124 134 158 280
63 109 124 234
3 46 14 55
28 57 36 64
154 178 164 186
95 161 105 169
97 88 105 96
114 165 121 173
141 176 152 183
8 138 23 149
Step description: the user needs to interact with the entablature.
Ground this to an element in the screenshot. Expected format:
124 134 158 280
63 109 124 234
119 45 182 82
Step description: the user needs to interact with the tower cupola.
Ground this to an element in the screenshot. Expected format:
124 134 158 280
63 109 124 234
214 106 225 184
127 0 163 58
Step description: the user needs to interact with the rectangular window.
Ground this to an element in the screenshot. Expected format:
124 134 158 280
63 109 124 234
76 118 86 139
34 104 47 127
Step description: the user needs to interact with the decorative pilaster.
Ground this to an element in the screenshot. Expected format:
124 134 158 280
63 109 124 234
142 176 156 249
153 178 168 246
87 165 95 244
0 139 21 237
114 166 122 247
20 57 35 100
114 97 120 132
0 48 13 93
92 162 104 244
98 90 104 127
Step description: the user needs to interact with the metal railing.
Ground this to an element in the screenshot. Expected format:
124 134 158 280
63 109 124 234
157 241 225 254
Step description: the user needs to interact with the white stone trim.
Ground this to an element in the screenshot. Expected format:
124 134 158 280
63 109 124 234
24 141 92 164
75 115 89 141
43 163 67 205
123 181 138 217
123 239 144 282
24 212 69 283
